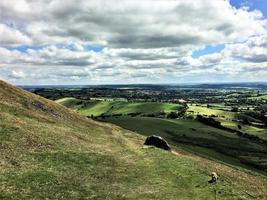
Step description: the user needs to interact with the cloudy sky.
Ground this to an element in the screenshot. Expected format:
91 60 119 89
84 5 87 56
0 0 267 85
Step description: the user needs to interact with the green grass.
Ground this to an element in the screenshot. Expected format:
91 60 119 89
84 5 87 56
55 97 83 108
79 101 111 116
1 80 267 199
103 116 267 173
56 98 183 117
248 95 267 100
187 105 236 119
220 119 267 140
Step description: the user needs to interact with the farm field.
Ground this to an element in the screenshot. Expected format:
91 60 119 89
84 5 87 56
187 105 236 118
248 95 267 100
187 105 267 140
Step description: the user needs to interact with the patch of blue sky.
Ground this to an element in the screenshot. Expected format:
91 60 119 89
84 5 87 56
230 0 267 17
7 45 45 53
6 43 103 53
53 43 103 52
192 44 225 58
83 45 103 52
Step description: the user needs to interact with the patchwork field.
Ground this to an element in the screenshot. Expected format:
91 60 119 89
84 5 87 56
187 105 267 140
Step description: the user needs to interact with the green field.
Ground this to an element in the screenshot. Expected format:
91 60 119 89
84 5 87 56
57 98 183 116
220 119 267 140
187 105 236 118
248 95 267 100
1 81 267 199
187 105 267 140
55 97 83 108
103 116 267 173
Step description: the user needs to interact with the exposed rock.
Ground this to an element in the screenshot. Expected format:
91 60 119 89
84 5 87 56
144 135 171 151
29 101 61 118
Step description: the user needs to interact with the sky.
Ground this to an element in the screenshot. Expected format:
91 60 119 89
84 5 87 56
0 0 267 85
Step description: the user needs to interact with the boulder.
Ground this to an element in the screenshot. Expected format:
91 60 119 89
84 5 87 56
144 135 171 151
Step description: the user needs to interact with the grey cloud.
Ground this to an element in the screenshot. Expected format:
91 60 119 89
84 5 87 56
1 0 266 48
225 34 267 63
109 34 202 49
0 0 267 84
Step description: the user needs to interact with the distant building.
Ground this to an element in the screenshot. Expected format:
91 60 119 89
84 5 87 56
178 99 187 103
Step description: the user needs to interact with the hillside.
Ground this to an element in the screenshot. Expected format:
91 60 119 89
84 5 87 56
103 117 267 172
56 97 183 117
0 80 267 199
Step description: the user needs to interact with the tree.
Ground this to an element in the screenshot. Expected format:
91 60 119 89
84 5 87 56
231 107 238 112
167 112 179 119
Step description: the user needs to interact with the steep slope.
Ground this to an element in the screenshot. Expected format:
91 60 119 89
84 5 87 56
0 80 267 199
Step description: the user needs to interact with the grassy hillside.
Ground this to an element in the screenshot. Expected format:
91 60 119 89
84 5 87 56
1 81 267 199
56 98 183 116
55 97 83 108
103 117 267 172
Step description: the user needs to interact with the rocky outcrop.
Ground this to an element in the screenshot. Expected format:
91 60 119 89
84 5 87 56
144 135 171 151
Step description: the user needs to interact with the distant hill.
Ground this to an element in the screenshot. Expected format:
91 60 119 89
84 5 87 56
56 97 183 117
21 82 267 91
0 80 267 199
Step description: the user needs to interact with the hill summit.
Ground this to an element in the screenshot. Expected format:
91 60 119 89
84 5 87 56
0 80 266 199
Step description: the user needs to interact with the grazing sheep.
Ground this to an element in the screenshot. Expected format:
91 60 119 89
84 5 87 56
208 172 219 183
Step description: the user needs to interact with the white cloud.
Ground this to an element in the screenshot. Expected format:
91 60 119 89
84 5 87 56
224 34 267 63
0 0 267 84
1 0 266 48
10 70 26 79
0 24 31 45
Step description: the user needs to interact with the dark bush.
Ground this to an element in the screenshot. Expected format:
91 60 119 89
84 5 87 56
196 115 221 128
185 115 194 119
167 112 179 119
127 112 142 117
231 107 239 112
